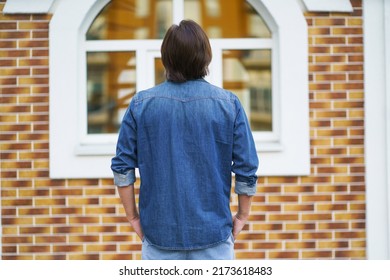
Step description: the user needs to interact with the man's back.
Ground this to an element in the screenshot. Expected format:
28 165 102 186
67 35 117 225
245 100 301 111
111 20 258 259
131 79 251 249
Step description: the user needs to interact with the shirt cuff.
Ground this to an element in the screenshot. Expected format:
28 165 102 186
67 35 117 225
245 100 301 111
235 180 257 196
113 169 136 187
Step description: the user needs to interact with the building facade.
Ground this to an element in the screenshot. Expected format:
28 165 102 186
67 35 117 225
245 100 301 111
1 0 389 259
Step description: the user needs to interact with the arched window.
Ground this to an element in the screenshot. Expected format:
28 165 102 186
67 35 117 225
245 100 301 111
83 0 275 138
50 0 309 178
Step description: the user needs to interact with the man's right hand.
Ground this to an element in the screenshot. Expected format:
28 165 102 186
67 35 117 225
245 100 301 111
128 215 144 241
232 214 248 240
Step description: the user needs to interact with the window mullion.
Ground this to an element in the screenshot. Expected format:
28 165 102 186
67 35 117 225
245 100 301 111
208 47 222 87
79 41 88 143
85 40 162 51
210 38 273 50
136 48 148 92
173 0 184 24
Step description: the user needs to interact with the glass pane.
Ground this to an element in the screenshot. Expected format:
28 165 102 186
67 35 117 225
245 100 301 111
223 49 272 131
184 0 271 38
87 52 136 134
154 57 165 85
87 0 173 40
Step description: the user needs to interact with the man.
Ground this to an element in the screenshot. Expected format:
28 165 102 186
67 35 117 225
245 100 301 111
111 20 258 260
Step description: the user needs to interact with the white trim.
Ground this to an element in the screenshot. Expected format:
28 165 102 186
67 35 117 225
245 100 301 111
173 0 184 24
49 0 309 178
302 0 353 12
85 40 162 51
3 0 355 14
3 0 55 14
385 0 390 258
49 0 112 178
258 0 310 175
364 0 390 260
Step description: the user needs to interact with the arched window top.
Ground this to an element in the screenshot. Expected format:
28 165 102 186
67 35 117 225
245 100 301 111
86 0 173 40
86 0 271 40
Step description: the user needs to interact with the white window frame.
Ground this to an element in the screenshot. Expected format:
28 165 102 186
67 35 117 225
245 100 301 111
302 0 353 12
49 0 310 178
79 1 277 147
364 0 390 260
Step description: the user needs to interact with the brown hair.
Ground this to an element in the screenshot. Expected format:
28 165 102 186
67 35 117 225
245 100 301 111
161 20 212 83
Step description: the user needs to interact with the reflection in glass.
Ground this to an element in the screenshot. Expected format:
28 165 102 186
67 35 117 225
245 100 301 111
154 57 165 85
87 52 136 134
85 0 273 133
223 49 272 131
87 0 173 40
184 0 271 38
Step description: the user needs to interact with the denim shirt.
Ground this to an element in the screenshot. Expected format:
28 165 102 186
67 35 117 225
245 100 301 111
111 79 259 250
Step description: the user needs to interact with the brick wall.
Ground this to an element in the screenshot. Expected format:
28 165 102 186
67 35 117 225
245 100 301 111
1 0 365 259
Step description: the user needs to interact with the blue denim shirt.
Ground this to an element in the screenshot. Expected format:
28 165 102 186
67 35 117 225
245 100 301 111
111 79 258 250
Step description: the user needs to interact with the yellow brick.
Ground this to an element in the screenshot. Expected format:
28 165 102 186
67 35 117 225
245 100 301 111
315 18 345 26
269 233 299 240
35 236 67 244
2 217 33 225
2 226 18 235
302 232 332 239
19 245 50 253
318 222 349 230
35 255 66 260
68 254 100 260
334 175 364 183
34 198 66 206
351 240 366 248
335 231 366 239
285 223 315 231
18 22 49 30
252 242 282 250
332 27 363 35
302 213 332 221
347 18 363 26
68 197 99 206
87 225 117 233
268 214 299 221
348 91 364 99
335 250 366 258
335 213 365 220
302 251 332 258
268 195 298 203
85 206 116 215
252 223 283 231
86 244 117 252
302 195 332 202
268 251 298 259
102 197 121 204
318 241 349 249
286 241 315 249
69 216 100 224
283 204 314 212
119 244 143 252
348 109 364 118
236 252 266 259
350 203 366 211
316 203 348 211
102 253 134 260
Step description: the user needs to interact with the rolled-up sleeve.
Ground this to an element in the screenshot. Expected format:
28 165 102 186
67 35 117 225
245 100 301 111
113 169 136 187
235 175 258 196
232 98 259 196
111 101 138 187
